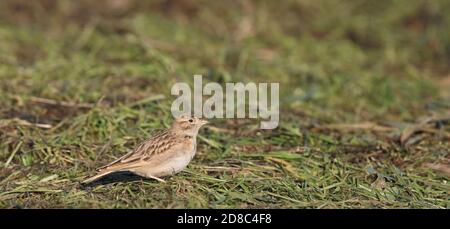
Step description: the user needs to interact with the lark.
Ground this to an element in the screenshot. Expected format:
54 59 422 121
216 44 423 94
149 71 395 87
82 116 208 184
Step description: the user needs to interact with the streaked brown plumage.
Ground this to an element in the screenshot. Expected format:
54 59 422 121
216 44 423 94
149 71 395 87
82 116 208 183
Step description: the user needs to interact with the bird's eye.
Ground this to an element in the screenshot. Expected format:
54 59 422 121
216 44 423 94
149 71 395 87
188 119 193 123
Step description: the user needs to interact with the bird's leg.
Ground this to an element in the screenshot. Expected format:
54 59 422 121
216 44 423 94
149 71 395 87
148 175 166 183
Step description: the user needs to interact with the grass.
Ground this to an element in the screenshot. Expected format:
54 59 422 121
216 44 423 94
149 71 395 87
0 0 449 208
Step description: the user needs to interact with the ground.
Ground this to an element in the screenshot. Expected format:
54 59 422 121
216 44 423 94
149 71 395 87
0 0 449 208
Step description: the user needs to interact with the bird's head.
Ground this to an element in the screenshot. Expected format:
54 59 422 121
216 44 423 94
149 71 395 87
171 115 208 136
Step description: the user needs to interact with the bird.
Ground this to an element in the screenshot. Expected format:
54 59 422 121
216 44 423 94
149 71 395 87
82 115 208 184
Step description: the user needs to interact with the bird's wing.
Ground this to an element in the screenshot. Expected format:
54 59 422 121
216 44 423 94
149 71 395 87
96 130 179 171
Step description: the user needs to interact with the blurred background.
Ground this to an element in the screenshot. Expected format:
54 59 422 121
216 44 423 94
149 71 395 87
1 0 449 119
0 0 449 208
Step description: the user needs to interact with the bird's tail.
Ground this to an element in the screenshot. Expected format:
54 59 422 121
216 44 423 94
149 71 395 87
82 170 114 184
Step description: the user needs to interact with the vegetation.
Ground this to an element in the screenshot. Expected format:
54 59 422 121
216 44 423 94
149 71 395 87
0 0 449 208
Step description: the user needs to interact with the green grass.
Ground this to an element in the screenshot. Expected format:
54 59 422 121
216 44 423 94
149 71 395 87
0 0 449 208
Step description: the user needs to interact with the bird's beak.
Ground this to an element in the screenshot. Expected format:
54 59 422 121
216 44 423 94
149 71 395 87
201 119 209 125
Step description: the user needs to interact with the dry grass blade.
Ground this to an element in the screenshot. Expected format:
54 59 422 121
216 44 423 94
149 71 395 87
125 94 165 107
401 113 450 146
313 122 395 132
423 163 450 176
195 165 241 172
0 189 63 196
4 141 23 168
400 124 427 145
0 118 53 129
30 96 95 108
205 126 235 134
265 157 299 178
